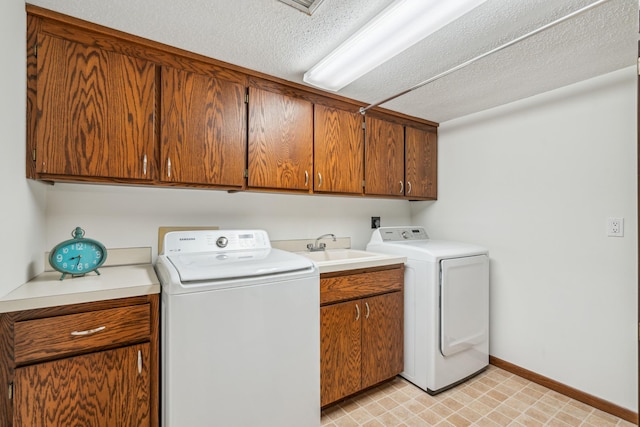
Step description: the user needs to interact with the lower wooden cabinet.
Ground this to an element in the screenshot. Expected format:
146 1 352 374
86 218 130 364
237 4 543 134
320 265 404 407
0 294 159 427
321 300 362 405
13 343 150 427
361 292 404 389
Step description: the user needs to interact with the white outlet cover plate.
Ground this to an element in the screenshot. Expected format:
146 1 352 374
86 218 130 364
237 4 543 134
607 217 624 237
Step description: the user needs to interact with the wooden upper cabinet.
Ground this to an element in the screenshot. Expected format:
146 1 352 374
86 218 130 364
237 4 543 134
364 116 405 197
35 34 155 180
161 66 246 187
314 105 364 194
405 126 437 200
247 86 313 191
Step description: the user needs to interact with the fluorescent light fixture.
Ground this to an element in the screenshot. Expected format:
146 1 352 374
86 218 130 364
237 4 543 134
303 0 487 92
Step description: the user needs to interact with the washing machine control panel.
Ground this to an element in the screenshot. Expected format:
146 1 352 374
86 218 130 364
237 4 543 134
163 229 271 253
373 226 429 242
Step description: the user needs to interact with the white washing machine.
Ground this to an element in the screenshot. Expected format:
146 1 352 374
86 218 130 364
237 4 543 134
155 229 320 427
367 226 489 394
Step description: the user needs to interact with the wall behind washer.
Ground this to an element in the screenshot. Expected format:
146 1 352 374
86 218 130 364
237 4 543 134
45 184 411 260
412 67 637 410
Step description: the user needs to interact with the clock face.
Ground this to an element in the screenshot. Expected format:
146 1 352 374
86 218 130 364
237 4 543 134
50 240 106 274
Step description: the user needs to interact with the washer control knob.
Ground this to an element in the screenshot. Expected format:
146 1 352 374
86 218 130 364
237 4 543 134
216 236 228 248
401 231 409 239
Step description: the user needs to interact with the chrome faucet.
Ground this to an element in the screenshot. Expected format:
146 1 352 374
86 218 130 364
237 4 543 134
307 233 336 252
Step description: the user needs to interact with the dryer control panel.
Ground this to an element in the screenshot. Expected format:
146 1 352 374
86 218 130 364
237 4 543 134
370 226 429 242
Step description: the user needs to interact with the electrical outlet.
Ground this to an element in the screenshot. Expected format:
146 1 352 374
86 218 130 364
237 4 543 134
607 217 624 237
371 216 381 229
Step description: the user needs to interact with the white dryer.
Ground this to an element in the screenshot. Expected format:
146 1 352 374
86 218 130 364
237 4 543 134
367 226 489 394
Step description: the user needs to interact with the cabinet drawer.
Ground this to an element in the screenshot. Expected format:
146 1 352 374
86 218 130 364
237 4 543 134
320 267 403 305
14 304 151 365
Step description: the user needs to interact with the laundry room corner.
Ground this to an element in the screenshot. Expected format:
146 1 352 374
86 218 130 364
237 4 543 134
411 66 638 411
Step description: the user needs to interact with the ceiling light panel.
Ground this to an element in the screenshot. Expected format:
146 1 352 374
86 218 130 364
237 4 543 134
303 0 487 92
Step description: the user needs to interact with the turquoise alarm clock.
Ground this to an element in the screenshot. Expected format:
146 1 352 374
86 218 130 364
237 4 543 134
49 227 107 280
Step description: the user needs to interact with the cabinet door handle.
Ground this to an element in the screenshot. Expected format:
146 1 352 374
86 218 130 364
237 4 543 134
167 157 171 178
407 181 412 194
365 302 370 319
318 172 323 188
355 303 360 321
70 326 106 336
399 181 404 194
137 350 143 375
143 154 148 176
304 170 309 187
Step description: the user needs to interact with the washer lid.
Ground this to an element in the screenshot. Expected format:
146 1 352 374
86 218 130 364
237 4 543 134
166 248 314 283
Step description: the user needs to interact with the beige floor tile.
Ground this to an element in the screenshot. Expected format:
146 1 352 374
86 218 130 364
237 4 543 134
553 410 583 426
348 407 374 425
514 413 545 427
378 396 400 410
362 401 387 418
486 409 513 426
361 420 385 427
320 369 634 427
334 414 360 427
418 407 446 424
389 405 414 422
448 412 474 426
377 410 402 426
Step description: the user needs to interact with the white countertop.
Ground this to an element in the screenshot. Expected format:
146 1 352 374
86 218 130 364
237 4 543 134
300 251 406 274
0 264 160 313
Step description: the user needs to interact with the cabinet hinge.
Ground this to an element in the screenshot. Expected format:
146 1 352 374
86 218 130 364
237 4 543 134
8 383 13 400
32 149 36 161
245 93 249 104
243 169 248 178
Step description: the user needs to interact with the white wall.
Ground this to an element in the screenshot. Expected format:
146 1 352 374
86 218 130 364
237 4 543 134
412 67 637 410
0 0 47 295
45 184 410 259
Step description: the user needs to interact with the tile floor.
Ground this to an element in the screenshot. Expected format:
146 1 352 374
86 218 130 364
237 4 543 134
320 366 636 427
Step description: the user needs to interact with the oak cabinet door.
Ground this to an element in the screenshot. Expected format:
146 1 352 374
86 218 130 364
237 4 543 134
161 66 246 186
361 292 404 389
248 86 313 191
320 301 361 406
36 34 155 180
314 105 364 194
13 343 150 427
364 117 405 197
405 126 437 199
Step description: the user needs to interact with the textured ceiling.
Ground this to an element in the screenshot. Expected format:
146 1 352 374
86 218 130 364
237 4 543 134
27 0 638 123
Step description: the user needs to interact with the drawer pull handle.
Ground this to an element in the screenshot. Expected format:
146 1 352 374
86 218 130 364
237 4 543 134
137 350 143 375
70 326 106 337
